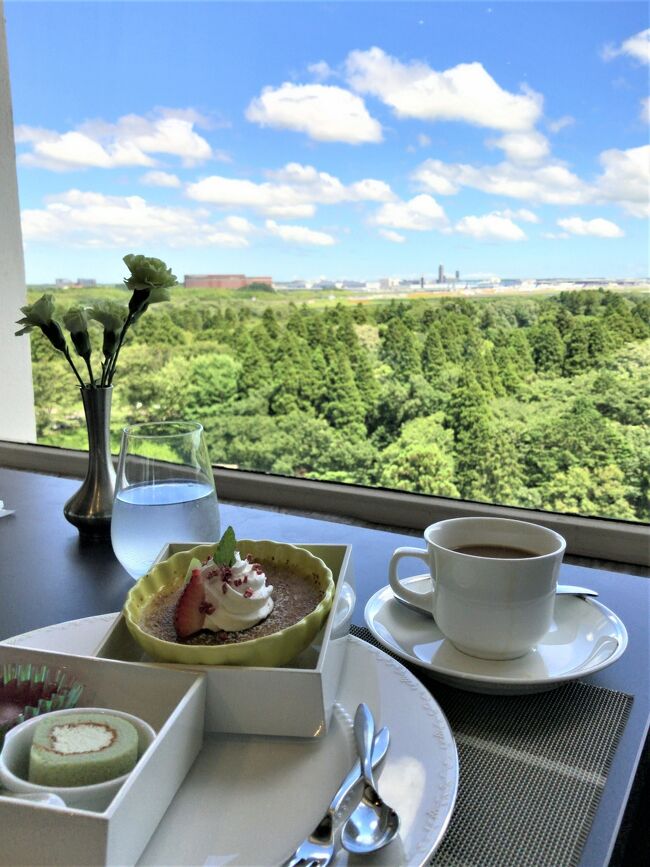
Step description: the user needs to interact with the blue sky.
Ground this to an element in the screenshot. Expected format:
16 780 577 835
5 1 649 283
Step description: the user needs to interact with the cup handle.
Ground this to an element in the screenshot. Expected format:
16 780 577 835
388 547 434 609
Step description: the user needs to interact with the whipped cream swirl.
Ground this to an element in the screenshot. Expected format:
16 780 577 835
201 551 274 633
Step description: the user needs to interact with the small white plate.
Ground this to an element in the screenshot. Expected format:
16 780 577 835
4 617 458 866
365 575 628 694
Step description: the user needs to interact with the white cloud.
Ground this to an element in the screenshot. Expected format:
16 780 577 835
16 109 213 171
17 129 154 171
379 229 406 243
265 219 336 246
222 215 255 233
246 82 382 143
140 171 181 188
603 28 650 65
267 162 392 202
188 175 316 218
494 208 540 223
345 47 542 132
348 178 394 201
372 194 448 231
308 60 334 81
488 130 550 163
455 213 527 241
417 133 431 147
413 157 591 205
21 189 249 248
594 144 650 217
556 217 624 238
641 97 650 124
187 162 394 217
414 143 649 218
547 115 575 133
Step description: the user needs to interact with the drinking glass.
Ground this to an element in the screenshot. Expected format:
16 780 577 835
111 421 220 579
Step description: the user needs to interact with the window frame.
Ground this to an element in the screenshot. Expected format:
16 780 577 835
0 12 646 568
0 5 36 443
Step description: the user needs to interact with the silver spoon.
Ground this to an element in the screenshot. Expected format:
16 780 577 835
393 582 598 619
341 703 399 855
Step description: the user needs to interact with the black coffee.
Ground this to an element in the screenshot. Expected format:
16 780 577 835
453 544 537 559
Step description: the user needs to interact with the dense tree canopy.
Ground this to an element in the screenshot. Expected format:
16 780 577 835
28 286 650 522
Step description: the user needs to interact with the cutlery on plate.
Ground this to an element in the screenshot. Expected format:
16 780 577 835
282 725 390 867
392 582 599 618
340 704 399 855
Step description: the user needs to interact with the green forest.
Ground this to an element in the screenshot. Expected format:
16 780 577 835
28 285 650 523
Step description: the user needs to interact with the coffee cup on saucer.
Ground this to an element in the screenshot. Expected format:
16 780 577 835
388 517 566 660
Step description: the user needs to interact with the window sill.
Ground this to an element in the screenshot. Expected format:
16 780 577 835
0 439 647 567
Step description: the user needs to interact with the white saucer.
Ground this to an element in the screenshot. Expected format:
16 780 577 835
365 575 628 694
4 616 459 866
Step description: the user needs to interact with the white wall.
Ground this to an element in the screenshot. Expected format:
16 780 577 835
0 2 36 442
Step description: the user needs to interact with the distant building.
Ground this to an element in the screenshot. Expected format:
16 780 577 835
455 270 460 281
184 274 273 289
55 278 96 288
437 265 445 283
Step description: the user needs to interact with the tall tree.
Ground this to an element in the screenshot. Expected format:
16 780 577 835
322 352 366 434
380 416 459 497
379 317 421 381
421 326 448 379
528 322 565 374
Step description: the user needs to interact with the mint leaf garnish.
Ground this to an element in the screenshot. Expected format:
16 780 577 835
213 526 236 566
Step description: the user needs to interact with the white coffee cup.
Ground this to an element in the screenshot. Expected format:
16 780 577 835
388 517 566 660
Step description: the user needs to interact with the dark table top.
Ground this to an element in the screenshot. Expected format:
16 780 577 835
0 466 648 866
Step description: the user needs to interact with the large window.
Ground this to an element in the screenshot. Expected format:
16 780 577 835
2 2 649 531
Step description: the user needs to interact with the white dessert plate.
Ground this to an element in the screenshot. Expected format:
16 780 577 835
3 616 458 866
365 575 628 694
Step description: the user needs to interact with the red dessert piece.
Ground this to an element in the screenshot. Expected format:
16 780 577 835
174 571 207 639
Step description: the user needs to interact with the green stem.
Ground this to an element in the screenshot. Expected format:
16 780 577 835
84 355 95 387
64 348 87 389
105 312 134 386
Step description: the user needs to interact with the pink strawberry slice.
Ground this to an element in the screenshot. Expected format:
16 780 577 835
174 572 206 639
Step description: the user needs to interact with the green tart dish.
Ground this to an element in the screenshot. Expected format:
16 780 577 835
124 540 335 666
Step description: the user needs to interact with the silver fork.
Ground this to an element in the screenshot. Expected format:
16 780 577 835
282 727 390 867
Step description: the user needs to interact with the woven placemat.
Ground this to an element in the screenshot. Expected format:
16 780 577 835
350 624 633 867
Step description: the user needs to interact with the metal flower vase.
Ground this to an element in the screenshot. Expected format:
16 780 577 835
63 386 116 540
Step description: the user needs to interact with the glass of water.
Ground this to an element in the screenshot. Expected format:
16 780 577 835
111 421 221 579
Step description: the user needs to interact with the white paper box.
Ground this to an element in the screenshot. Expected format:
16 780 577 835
95 543 355 738
0 645 206 866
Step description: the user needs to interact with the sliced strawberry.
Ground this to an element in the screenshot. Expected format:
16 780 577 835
174 571 206 639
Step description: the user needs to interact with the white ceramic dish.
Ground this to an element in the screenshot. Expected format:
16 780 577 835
365 574 628 694
0 707 156 812
95 542 356 738
4 617 458 867
0 643 206 867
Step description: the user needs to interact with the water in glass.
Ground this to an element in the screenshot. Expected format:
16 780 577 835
111 421 220 579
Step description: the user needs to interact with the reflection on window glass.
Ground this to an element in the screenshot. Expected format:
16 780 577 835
7 2 650 522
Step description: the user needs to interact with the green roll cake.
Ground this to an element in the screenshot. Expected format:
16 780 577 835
28 712 139 787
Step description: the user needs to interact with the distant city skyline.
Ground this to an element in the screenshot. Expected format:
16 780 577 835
40 267 650 289
6 2 649 283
